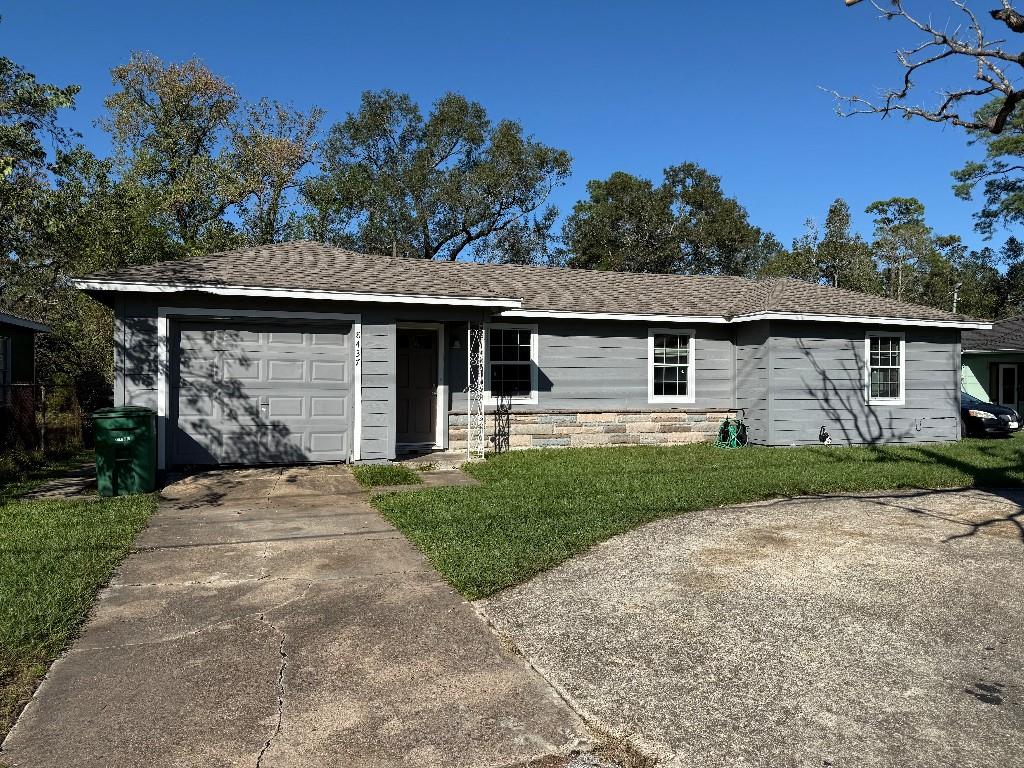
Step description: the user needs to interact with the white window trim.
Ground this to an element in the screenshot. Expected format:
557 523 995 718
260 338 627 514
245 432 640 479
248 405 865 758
648 328 696 404
484 322 539 406
865 330 906 406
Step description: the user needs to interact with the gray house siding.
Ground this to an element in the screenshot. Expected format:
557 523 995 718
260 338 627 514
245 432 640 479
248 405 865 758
109 291 965 465
448 320 735 414
766 322 960 445
359 313 396 461
735 321 771 445
114 295 160 411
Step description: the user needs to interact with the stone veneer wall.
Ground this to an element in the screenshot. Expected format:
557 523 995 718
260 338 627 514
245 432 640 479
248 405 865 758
447 410 734 452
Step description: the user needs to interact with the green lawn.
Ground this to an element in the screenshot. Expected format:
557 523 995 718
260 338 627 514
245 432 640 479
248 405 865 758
0 459 156 737
373 436 1024 600
351 463 422 487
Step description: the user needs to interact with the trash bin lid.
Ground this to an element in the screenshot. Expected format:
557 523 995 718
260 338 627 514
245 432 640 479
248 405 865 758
92 406 156 419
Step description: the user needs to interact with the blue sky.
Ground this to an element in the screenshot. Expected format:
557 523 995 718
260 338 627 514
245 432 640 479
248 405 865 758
5 0 1005 252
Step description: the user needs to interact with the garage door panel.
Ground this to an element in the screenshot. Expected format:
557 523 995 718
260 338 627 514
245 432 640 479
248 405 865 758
268 360 305 382
223 357 262 381
312 332 348 346
171 320 353 465
268 330 304 345
310 432 348 455
311 361 348 384
177 390 216 418
268 396 304 418
311 396 347 417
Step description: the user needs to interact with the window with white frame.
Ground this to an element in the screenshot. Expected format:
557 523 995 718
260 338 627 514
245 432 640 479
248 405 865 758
866 332 905 405
648 329 695 403
486 324 537 403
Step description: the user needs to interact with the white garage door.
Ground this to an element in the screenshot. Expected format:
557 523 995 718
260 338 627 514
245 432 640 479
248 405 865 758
171 320 354 465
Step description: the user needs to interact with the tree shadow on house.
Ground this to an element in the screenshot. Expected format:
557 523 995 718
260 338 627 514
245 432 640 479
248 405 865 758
118 325 307 488
794 338 1024 498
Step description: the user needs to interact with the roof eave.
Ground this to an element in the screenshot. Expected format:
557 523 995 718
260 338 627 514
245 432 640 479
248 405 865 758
733 311 991 330
501 308 990 329
0 312 50 333
71 279 524 310
961 347 1024 354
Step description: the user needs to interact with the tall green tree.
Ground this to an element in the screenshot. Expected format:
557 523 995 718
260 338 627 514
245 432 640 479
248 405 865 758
952 99 1024 237
0 51 79 303
304 90 571 262
815 198 879 293
865 197 932 303
230 98 324 244
102 52 323 253
1000 237 1024 316
664 162 780 277
102 52 241 254
760 219 822 282
564 163 780 276
563 172 678 272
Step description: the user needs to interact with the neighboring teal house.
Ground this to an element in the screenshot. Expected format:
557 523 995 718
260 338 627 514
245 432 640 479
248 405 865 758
961 315 1024 413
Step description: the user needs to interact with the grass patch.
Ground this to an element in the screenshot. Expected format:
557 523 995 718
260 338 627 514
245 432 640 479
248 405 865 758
373 436 1024 600
352 463 422 488
0 493 156 737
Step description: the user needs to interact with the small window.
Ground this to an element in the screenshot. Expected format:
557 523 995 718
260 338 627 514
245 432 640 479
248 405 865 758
866 332 905 405
486 324 537 403
648 329 695 403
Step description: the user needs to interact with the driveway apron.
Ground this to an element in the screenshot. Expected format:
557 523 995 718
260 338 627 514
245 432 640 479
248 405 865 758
1 465 586 768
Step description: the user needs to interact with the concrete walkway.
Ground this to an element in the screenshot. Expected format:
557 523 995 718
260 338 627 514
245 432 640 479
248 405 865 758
2 465 587 768
480 488 1024 768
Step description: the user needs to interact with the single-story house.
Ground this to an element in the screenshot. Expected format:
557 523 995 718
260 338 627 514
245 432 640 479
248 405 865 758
73 241 989 469
962 315 1024 414
0 310 51 448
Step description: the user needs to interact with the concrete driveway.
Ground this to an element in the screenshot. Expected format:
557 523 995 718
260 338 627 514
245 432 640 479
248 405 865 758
2 465 587 768
480 489 1024 768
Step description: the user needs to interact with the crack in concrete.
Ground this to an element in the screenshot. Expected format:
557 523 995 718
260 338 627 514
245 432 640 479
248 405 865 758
255 612 288 768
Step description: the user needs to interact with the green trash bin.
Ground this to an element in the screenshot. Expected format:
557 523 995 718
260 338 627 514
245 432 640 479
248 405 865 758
93 406 157 496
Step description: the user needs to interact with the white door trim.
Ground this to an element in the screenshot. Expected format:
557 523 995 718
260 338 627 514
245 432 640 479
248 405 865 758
156 306 362 470
395 322 446 450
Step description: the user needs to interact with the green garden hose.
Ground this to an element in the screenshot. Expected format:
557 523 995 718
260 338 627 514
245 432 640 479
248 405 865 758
715 416 747 449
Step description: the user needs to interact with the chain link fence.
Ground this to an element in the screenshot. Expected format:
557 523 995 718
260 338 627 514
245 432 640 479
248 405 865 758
0 384 86 453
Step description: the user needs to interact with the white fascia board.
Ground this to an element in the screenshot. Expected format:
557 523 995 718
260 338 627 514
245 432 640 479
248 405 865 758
498 309 731 324
71 279 523 309
499 308 990 330
732 311 992 330
961 348 1024 354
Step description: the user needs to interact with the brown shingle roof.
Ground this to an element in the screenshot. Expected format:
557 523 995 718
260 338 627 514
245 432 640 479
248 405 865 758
81 240 982 324
962 315 1024 351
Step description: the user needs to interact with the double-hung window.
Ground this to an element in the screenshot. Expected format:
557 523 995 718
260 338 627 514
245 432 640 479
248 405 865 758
648 328 695 404
486 324 538 404
865 332 905 405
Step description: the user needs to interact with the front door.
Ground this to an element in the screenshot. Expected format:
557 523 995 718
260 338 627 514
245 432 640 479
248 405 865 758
998 364 1019 412
396 328 438 446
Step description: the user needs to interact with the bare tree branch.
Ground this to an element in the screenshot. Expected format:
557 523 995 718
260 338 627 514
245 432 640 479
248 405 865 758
833 0 1024 134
